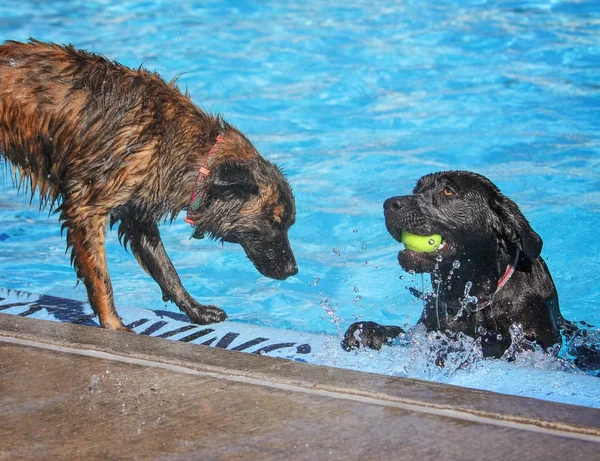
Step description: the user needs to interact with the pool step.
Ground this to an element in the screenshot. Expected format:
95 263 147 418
0 287 321 361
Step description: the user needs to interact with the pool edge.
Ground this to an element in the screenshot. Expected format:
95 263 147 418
1 312 599 442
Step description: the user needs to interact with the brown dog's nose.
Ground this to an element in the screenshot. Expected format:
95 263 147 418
384 196 405 211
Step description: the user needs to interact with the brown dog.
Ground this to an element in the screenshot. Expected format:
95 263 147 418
0 39 297 331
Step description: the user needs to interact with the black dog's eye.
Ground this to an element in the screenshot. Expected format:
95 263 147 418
442 188 454 197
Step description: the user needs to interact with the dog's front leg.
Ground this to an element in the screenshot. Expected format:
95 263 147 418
122 219 227 325
66 216 129 331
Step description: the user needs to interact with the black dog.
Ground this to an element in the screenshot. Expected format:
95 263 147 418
343 171 575 359
0 39 297 331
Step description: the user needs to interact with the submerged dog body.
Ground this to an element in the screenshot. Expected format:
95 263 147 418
344 171 568 358
0 39 297 330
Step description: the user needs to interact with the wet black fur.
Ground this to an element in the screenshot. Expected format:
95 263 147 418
343 171 574 359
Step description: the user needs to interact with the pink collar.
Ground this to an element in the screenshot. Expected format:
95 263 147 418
496 248 519 293
464 248 520 314
184 134 224 227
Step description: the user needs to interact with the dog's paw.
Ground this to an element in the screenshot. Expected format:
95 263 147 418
182 301 228 325
100 318 134 333
342 321 405 351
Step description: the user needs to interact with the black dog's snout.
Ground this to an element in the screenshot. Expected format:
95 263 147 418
384 196 405 212
284 261 299 277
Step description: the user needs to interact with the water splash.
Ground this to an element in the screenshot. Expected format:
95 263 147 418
400 325 483 380
564 327 600 372
88 374 100 394
320 294 341 331
502 323 579 373
460 281 479 313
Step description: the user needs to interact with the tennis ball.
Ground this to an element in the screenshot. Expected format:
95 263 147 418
401 231 443 253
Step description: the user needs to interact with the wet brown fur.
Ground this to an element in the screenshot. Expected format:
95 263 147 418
0 39 297 330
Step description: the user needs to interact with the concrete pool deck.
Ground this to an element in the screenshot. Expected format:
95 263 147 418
1 314 599 460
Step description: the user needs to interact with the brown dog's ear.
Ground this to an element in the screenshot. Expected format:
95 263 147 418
211 161 259 198
494 195 543 260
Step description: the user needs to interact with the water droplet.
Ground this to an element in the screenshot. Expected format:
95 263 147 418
361 243 366 250
88 375 99 394
8 58 15 67
428 238 435 245
408 270 415 276
436 255 443 262
464 281 473 295
332 248 340 256
353 286 359 292
453 260 461 269
398 275 403 280
352 228 358 233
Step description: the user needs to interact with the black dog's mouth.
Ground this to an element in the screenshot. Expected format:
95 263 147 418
402 233 453 255
389 227 455 273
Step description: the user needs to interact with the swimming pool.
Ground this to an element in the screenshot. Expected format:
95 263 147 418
1 0 599 407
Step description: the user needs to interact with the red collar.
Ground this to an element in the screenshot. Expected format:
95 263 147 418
496 251 518 292
184 134 224 227
463 248 520 315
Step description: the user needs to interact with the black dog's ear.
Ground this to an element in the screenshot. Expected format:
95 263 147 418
493 195 542 259
211 161 259 198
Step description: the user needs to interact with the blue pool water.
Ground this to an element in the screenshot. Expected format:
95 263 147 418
1 1 599 407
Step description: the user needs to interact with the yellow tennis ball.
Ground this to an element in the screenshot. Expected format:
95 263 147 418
401 231 442 253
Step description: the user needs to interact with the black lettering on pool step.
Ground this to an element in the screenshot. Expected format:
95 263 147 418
231 337 269 352
179 328 215 343
296 344 311 354
253 342 297 355
72 313 97 324
215 332 240 349
201 337 217 346
18 303 42 317
0 301 33 311
139 321 169 336
126 318 150 329
156 325 197 338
